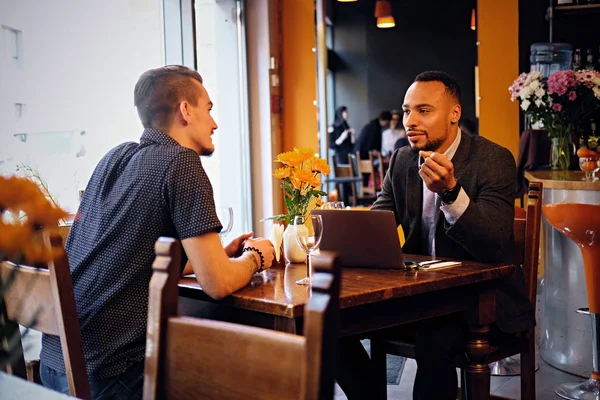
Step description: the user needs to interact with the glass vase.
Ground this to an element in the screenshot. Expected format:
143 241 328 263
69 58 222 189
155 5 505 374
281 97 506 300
550 137 571 170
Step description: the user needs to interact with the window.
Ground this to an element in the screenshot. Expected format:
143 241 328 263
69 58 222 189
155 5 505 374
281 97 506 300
193 0 253 237
0 1 164 214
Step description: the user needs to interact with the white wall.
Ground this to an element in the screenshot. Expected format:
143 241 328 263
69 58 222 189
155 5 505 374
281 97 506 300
0 0 164 213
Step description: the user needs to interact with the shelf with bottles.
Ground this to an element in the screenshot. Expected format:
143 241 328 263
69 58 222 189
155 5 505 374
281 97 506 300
554 2 600 14
572 47 600 71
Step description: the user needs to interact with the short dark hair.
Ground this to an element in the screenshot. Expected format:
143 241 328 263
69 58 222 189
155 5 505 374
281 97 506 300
134 65 204 130
414 71 461 105
379 110 393 121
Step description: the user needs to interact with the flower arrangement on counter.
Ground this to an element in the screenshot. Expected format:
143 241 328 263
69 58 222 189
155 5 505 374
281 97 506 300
509 69 600 169
270 147 331 224
0 175 69 264
509 69 600 140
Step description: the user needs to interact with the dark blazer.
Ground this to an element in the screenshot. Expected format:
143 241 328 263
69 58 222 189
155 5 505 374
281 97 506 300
372 132 534 333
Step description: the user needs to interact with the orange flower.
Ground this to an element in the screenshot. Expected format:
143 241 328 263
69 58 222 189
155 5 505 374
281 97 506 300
274 151 305 168
315 198 324 207
0 176 44 210
293 168 316 184
307 174 321 188
271 147 329 223
273 167 291 179
0 175 68 263
290 176 303 190
309 156 331 175
21 197 69 227
293 147 315 161
0 222 32 257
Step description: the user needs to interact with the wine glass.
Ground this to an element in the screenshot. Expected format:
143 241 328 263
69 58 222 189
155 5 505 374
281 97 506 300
579 157 600 181
321 201 345 210
294 215 323 285
216 207 234 242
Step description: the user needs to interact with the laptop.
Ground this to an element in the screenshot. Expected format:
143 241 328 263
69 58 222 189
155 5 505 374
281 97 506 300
311 209 406 269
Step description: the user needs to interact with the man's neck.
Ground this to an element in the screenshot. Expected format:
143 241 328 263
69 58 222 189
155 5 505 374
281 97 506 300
166 127 200 154
435 127 459 155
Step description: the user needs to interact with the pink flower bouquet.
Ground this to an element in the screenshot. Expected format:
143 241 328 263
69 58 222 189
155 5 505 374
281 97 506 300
509 69 600 140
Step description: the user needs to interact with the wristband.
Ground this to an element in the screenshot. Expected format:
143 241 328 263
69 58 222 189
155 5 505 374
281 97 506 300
243 246 265 272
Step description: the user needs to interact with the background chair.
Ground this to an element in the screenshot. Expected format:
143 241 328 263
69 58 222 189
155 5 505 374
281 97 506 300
143 237 341 400
1 231 90 399
347 153 377 206
332 154 358 207
371 182 543 400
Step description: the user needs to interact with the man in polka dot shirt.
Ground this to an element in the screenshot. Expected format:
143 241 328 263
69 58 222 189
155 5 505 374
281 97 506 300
40 65 275 398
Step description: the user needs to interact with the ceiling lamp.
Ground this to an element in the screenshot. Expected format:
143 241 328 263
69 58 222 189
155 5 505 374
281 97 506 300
470 8 476 31
375 0 395 28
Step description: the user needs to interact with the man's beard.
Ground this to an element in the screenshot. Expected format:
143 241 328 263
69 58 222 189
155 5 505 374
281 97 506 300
409 132 447 153
200 147 214 157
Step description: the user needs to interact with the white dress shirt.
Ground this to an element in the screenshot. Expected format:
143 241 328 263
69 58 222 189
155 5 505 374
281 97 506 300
419 129 470 256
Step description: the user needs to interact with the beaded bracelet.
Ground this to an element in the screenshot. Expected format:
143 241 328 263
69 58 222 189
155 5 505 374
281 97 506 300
243 246 265 272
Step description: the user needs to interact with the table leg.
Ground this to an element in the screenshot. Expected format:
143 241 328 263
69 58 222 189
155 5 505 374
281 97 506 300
274 316 300 334
465 324 491 400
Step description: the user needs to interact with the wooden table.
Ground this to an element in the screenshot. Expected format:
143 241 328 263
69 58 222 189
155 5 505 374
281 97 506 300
179 256 515 399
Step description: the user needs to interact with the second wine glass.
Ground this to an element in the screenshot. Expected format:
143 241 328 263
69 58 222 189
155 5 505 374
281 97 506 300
216 207 234 242
294 214 323 285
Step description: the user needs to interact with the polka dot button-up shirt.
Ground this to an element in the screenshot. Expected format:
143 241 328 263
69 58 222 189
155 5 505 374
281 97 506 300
41 128 222 380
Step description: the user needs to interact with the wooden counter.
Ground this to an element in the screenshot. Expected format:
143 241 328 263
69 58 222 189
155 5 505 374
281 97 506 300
525 170 600 190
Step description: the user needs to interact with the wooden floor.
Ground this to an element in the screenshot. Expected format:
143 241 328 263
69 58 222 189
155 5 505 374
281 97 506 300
334 357 587 399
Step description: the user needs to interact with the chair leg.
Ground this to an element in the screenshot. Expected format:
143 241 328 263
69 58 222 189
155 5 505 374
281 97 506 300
460 368 467 400
520 330 536 400
370 340 388 400
26 359 41 384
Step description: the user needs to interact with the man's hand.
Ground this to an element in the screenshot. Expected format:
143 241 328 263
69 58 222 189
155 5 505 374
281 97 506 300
224 232 253 258
244 237 275 271
418 151 457 195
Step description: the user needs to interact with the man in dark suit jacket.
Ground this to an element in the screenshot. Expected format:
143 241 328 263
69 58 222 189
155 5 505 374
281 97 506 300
337 71 534 400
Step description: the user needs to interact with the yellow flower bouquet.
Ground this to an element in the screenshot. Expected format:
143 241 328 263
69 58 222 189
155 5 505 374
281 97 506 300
266 147 330 263
0 175 69 265
271 147 331 224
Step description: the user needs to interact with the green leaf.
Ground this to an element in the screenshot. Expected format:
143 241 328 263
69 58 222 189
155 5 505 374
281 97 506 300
260 214 288 222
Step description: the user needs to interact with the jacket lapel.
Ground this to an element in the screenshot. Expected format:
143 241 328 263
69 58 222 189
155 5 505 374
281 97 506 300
405 153 423 245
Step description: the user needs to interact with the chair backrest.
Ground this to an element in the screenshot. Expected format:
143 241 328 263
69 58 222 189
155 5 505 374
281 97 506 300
513 182 543 304
0 232 90 399
332 154 357 206
354 151 376 197
143 238 341 400
373 151 385 191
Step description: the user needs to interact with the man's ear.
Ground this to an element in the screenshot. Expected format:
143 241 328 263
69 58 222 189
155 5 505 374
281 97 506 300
178 101 191 126
450 104 461 125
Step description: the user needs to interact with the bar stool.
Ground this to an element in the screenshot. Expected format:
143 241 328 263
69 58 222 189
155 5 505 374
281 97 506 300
543 203 600 400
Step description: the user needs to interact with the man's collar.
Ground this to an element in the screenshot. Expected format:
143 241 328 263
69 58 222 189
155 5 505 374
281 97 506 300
140 128 181 147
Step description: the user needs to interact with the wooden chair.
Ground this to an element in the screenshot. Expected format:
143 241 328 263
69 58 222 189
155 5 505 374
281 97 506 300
1 231 91 399
332 154 358 207
373 151 385 192
345 153 377 206
371 182 543 400
143 237 342 400
353 151 377 199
